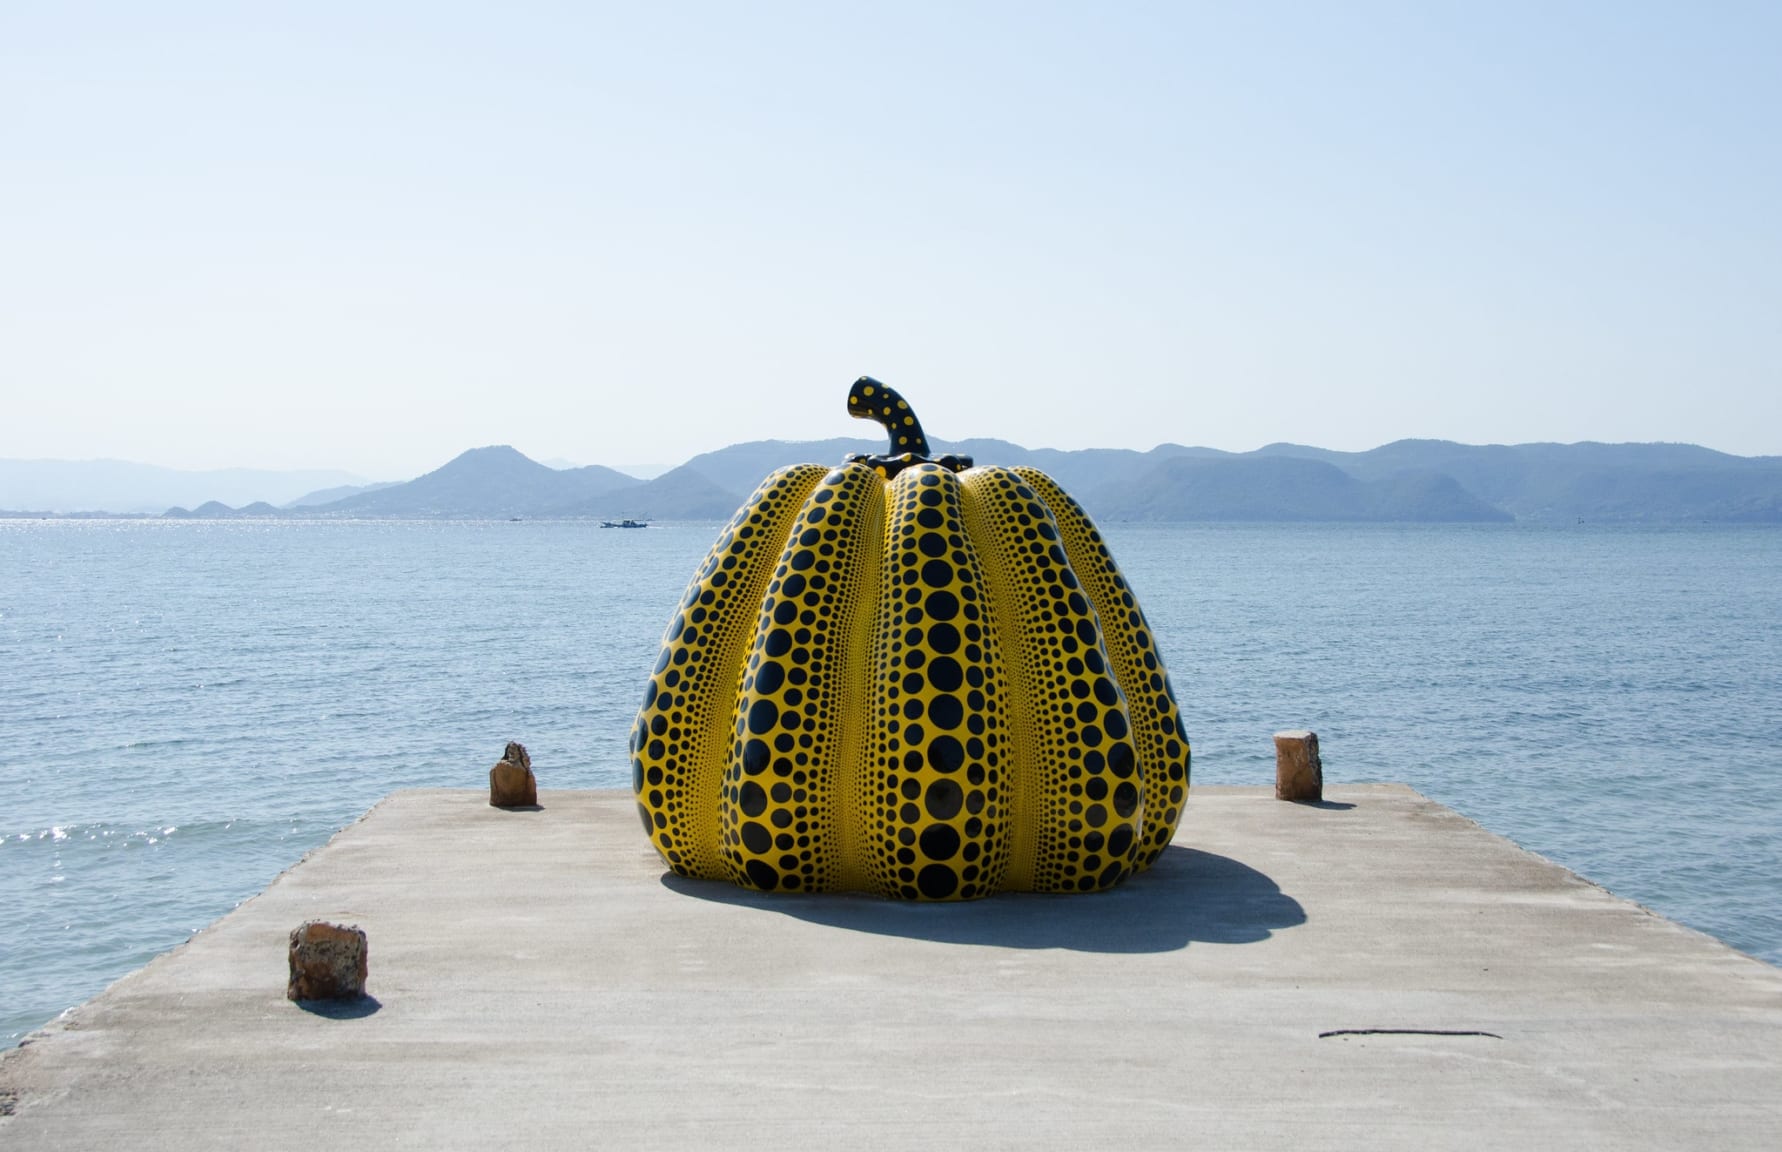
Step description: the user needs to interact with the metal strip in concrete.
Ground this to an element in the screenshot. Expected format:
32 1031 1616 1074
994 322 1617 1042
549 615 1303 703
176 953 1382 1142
3 784 1778 1149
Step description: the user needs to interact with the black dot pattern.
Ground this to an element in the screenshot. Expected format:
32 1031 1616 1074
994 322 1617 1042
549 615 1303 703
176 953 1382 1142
1015 468 1190 870
860 462 1009 900
628 464 829 879
960 467 1142 892
718 464 882 893
628 457 1187 899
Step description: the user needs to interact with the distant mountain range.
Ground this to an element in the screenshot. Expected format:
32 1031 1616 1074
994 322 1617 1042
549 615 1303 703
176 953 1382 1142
0 458 367 514
5 437 1781 523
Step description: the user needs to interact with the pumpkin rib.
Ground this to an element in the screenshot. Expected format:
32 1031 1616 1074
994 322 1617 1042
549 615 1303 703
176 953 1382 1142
964 466 1143 892
833 465 886 893
1016 468 1191 871
956 469 1039 890
864 463 1010 900
630 463 828 879
719 463 881 893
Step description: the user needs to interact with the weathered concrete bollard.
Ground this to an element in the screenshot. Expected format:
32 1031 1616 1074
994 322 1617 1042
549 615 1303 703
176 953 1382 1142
1274 730 1323 802
489 740 538 807
287 921 368 1001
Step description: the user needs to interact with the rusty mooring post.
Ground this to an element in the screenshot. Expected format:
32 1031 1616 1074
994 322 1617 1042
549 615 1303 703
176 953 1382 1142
287 921 368 1001
1274 730 1323 802
489 741 538 807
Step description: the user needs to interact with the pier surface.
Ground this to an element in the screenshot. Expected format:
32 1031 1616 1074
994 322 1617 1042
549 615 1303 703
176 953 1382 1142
3 785 1779 1149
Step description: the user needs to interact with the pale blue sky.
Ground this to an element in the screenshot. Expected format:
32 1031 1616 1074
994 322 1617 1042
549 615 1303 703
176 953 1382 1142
3 2 1778 477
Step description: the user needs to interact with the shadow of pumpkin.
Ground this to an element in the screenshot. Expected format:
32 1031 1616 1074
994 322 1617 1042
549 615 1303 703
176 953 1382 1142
660 844 1304 954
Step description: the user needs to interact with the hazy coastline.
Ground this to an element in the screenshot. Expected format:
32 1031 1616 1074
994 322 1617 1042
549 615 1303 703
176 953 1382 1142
8 436 1782 524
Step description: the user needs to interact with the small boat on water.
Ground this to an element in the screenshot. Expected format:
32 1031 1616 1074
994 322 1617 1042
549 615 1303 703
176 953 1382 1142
602 518 650 529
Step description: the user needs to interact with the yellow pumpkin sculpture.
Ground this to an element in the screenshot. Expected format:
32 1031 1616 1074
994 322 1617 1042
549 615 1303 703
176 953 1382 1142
629 378 1189 900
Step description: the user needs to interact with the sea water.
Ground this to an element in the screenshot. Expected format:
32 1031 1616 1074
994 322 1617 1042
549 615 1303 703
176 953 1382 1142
3 518 1779 1044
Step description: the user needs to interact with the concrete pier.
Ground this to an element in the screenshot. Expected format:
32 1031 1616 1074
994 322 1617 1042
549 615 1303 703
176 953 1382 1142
3 785 1779 1149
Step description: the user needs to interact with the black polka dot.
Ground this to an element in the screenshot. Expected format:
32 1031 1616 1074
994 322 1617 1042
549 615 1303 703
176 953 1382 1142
1113 780 1139 817
927 656 963 692
928 734 964 773
928 695 963 730
739 781 768 816
741 821 772 853
745 859 780 890
917 863 959 898
921 559 954 587
925 590 959 621
925 778 964 819
919 824 961 861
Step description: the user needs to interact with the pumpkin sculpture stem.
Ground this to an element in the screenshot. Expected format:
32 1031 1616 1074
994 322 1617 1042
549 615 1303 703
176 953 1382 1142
845 376 974 478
